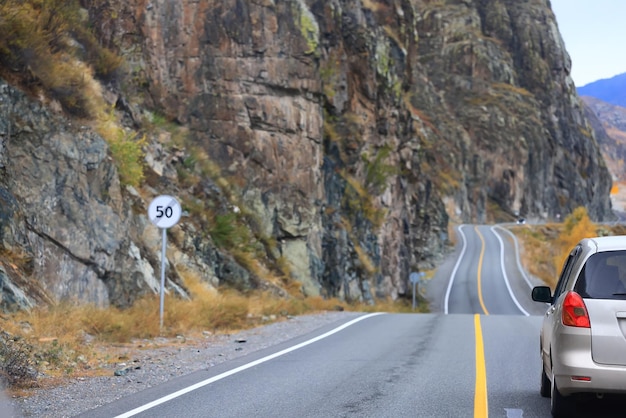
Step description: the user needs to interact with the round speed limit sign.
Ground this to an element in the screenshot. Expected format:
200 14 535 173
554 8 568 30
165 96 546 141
148 195 182 229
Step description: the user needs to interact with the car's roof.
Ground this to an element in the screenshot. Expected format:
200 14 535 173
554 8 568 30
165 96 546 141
579 236 626 253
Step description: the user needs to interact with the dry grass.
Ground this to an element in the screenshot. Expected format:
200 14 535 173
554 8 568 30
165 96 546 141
342 171 386 228
353 244 378 275
403 94 440 135
492 82 533 97
361 0 384 12
510 223 561 288
0 0 121 117
0 268 420 387
510 206 625 289
0 0 144 188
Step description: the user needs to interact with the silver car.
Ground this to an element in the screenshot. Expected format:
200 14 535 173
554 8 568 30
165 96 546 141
532 236 626 417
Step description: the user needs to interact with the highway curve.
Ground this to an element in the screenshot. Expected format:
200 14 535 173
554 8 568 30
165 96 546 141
82 224 620 417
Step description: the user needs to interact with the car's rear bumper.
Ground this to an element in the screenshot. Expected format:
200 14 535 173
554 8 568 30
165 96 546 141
553 331 626 396
555 364 626 396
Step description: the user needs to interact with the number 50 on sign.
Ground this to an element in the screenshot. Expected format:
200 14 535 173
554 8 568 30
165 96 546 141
148 195 182 229
148 195 182 331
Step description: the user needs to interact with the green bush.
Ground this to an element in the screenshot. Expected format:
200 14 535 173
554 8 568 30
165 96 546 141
107 131 145 188
210 213 248 249
362 145 397 193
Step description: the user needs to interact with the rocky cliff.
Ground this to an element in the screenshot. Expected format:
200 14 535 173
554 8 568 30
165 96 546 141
0 0 614 310
582 96 626 182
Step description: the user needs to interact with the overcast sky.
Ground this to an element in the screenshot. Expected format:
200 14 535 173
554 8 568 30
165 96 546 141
550 0 626 87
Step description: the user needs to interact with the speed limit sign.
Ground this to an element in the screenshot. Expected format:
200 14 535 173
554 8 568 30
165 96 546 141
148 195 181 229
148 195 182 331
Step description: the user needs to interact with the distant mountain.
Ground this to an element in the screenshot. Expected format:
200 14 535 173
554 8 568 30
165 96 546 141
578 73 626 107
581 96 626 181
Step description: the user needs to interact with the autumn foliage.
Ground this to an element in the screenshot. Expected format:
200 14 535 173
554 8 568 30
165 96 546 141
611 183 619 195
552 207 598 273
512 206 604 289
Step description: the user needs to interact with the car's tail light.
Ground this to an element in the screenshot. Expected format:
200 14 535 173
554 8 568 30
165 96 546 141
562 291 590 328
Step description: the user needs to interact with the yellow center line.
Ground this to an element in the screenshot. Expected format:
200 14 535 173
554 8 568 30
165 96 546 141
474 314 488 418
474 227 489 417
475 226 490 315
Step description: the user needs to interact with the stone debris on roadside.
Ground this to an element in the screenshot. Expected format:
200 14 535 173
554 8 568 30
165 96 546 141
10 312 361 418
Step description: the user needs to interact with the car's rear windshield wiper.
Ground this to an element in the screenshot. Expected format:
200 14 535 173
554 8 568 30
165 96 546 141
613 293 626 296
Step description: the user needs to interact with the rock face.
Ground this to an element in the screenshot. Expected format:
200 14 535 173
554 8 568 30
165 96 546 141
0 0 614 309
581 96 626 182
0 81 177 310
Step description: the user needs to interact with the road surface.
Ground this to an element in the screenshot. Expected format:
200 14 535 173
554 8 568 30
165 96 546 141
81 224 620 417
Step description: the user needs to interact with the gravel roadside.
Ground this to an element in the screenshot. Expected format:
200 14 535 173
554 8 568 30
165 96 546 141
9 311 363 418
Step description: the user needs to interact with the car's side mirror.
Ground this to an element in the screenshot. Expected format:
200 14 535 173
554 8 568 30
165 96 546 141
532 286 553 303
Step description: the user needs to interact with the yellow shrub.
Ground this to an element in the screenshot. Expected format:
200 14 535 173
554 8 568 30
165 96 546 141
611 184 619 195
553 207 597 274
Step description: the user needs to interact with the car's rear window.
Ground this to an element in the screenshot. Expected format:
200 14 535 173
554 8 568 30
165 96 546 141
575 251 626 299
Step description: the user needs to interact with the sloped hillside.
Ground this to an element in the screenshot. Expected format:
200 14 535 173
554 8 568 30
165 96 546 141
582 95 626 213
582 96 626 181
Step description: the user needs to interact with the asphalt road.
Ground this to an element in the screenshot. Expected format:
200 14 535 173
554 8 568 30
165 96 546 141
81 224 601 417
442 224 548 316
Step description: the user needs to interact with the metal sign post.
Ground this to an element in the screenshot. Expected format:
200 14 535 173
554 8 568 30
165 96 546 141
410 272 425 311
148 195 182 331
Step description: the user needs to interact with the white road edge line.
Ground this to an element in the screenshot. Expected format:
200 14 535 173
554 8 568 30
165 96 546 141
444 224 467 315
114 312 385 418
495 225 550 309
491 226 530 316
493 226 535 290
